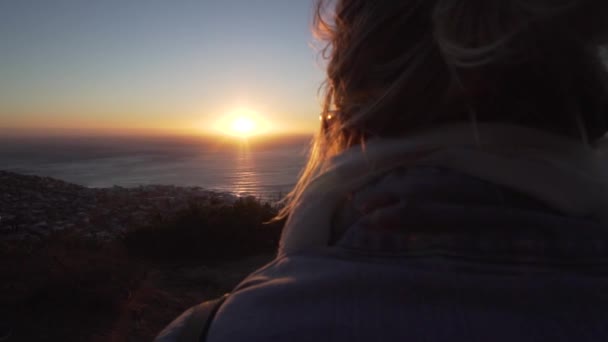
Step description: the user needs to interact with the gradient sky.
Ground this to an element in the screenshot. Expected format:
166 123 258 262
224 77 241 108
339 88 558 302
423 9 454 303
0 0 325 136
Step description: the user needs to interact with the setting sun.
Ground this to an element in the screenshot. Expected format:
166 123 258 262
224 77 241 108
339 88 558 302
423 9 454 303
231 116 256 136
213 108 270 138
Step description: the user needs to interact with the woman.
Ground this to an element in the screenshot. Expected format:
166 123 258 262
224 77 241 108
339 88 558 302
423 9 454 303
158 0 608 341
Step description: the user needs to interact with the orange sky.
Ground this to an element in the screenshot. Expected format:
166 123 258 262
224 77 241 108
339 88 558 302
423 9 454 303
0 105 320 137
0 1 324 138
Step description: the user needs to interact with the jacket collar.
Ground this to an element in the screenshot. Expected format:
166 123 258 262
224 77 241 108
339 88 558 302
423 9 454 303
279 123 608 256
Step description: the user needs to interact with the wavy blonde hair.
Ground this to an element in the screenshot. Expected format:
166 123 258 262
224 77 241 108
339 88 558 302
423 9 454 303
278 0 608 219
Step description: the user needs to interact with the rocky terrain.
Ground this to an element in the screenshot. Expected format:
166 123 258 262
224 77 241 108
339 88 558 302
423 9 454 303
0 170 239 241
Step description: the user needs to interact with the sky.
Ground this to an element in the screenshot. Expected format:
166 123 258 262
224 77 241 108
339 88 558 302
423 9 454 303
0 0 325 137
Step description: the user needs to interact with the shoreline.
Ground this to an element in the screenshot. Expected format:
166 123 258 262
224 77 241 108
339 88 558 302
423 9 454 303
0 170 250 241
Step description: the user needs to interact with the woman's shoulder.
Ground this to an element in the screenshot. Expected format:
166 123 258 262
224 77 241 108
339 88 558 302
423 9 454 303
331 165 563 241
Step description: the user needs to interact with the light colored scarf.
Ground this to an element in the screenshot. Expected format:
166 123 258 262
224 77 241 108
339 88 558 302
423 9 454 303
279 123 608 257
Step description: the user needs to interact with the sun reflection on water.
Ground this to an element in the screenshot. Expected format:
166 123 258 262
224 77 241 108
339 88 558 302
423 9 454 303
231 143 261 197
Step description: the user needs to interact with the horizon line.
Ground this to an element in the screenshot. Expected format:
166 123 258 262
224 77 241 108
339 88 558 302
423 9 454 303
0 127 317 139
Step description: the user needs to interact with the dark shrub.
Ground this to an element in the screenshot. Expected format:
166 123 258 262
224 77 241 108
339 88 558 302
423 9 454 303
124 196 284 262
0 230 140 341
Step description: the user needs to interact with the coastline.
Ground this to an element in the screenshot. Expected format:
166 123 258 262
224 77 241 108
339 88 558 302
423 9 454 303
0 170 243 241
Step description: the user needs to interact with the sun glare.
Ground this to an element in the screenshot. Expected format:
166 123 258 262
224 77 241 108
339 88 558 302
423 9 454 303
231 116 256 136
214 108 269 138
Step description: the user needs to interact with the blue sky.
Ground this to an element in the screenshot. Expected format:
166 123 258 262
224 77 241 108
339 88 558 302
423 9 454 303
0 0 325 135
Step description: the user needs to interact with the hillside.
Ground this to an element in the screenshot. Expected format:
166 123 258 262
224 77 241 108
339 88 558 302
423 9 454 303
0 171 283 341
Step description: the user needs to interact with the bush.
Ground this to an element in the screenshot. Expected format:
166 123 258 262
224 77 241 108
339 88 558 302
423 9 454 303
124 196 284 262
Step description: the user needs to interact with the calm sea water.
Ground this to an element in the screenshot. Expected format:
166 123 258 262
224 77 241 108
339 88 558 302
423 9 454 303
0 135 310 199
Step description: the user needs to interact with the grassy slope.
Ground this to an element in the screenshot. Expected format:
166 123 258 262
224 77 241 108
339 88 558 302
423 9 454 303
0 197 282 341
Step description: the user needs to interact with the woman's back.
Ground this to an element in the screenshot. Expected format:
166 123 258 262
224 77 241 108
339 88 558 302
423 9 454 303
206 129 608 341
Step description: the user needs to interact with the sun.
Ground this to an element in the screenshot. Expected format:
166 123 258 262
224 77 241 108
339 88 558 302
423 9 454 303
213 107 269 138
231 116 256 136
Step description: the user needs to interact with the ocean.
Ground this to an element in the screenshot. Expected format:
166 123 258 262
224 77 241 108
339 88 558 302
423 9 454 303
0 135 311 200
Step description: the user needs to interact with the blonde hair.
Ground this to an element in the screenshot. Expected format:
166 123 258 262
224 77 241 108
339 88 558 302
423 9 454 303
278 0 608 219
